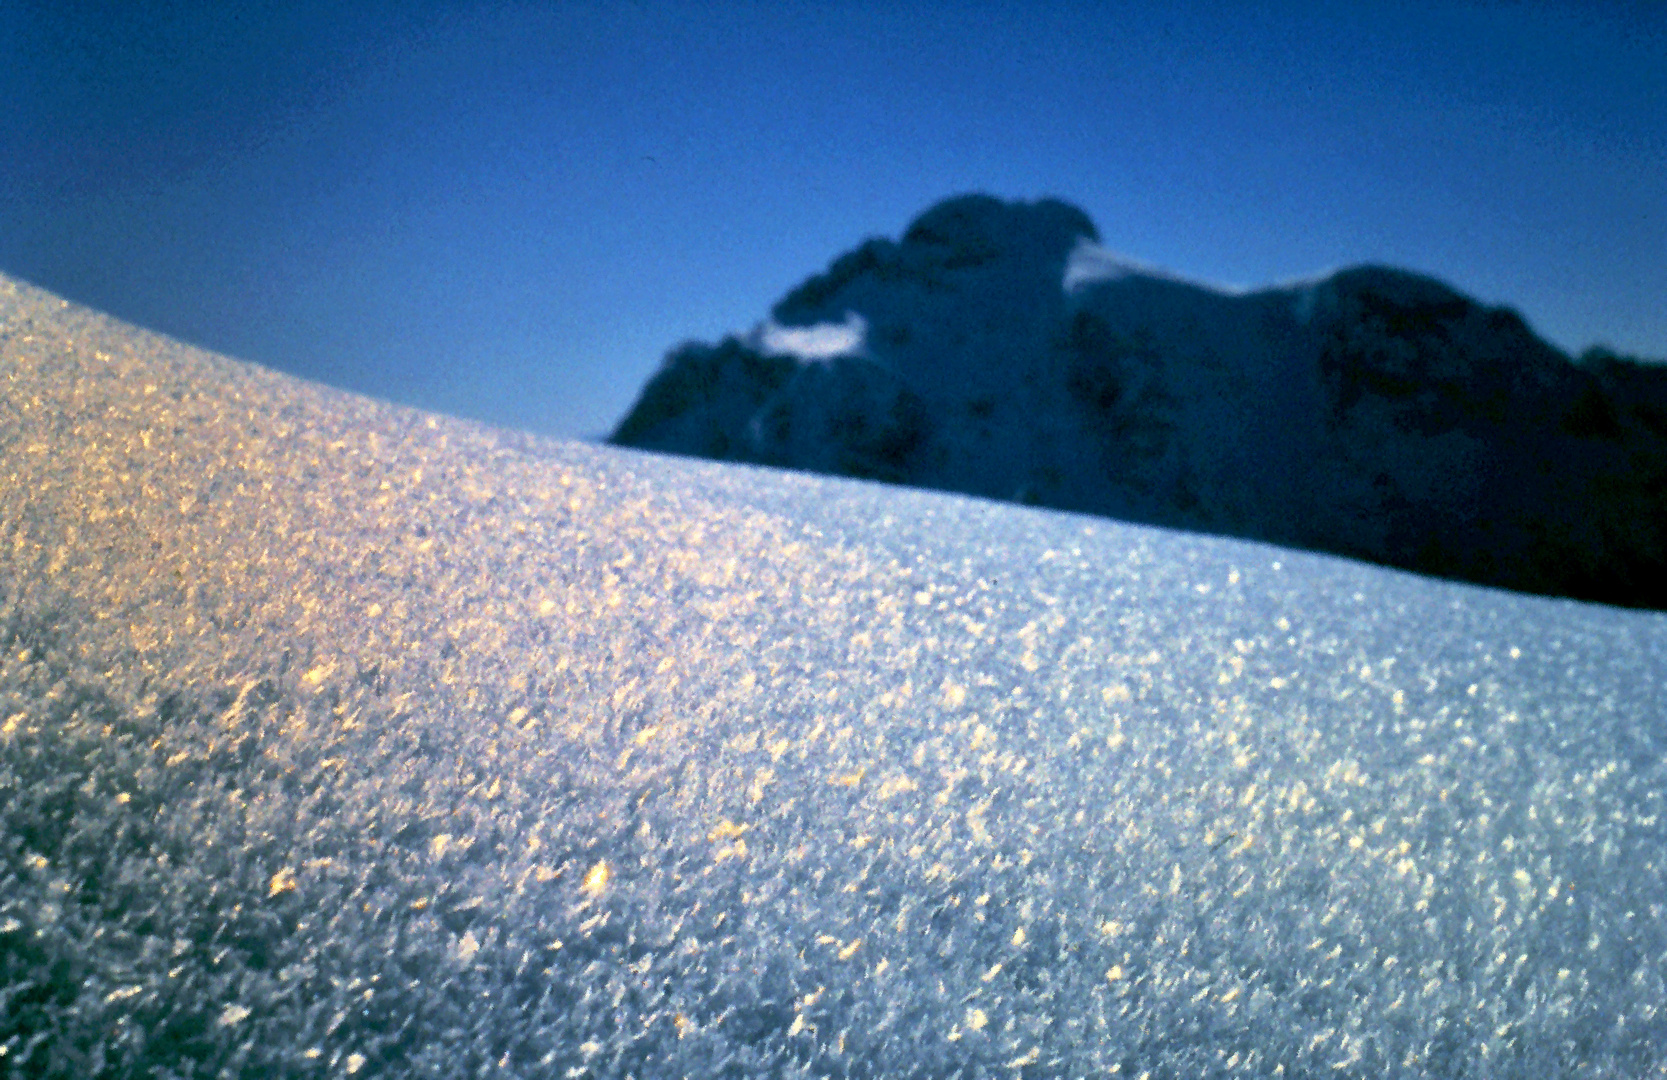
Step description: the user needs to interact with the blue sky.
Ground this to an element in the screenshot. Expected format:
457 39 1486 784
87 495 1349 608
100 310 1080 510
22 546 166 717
3 0 1662 439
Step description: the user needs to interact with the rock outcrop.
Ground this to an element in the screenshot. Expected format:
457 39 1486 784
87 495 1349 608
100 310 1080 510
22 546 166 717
612 194 1667 609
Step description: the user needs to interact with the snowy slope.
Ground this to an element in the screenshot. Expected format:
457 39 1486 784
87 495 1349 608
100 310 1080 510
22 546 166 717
613 195 1667 610
4 272 1666 1077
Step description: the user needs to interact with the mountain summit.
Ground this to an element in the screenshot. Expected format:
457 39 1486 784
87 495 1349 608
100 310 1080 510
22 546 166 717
611 194 1667 608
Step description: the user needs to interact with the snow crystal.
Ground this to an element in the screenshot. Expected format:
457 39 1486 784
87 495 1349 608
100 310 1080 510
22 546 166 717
3 270 1665 1077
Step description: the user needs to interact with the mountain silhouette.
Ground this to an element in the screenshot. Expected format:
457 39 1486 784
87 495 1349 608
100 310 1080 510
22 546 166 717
613 194 1667 609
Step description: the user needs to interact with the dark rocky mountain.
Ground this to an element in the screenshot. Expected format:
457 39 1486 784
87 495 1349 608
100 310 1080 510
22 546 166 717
612 194 1667 609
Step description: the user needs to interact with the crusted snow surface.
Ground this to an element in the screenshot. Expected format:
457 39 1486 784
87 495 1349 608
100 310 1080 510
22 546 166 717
3 271 1666 1077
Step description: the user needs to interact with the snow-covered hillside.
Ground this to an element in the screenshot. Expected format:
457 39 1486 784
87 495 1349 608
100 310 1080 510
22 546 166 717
613 195 1667 609
4 272 1666 1076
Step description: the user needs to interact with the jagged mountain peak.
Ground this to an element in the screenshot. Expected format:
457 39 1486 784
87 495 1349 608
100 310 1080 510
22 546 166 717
613 194 1667 609
900 192 1100 258
772 193 1097 327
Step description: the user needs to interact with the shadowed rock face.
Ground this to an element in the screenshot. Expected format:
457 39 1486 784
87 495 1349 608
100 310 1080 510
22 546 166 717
611 195 1667 609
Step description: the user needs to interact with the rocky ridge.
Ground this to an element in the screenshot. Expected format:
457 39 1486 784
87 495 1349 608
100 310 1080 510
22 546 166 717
612 194 1667 609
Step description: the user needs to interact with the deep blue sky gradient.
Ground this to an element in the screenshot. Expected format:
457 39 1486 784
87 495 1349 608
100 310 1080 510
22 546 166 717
3 0 1663 438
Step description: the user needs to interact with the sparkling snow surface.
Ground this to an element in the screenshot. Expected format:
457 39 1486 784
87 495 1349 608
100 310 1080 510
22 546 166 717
3 272 1665 1077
